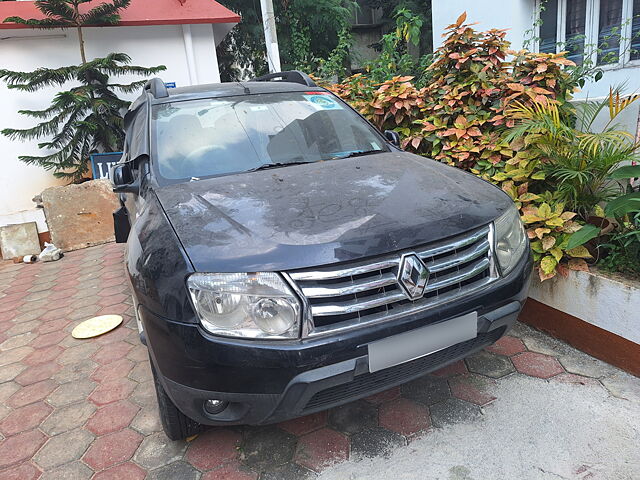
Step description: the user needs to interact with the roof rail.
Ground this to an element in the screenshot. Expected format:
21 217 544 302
250 70 317 88
145 78 169 99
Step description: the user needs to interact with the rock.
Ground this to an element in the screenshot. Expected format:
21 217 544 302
0 222 41 258
40 180 119 251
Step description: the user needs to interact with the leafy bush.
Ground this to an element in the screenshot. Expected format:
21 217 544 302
329 13 590 280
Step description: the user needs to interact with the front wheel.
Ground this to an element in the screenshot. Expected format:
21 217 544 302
150 358 204 440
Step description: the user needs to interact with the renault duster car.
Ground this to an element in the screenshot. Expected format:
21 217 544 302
111 71 532 440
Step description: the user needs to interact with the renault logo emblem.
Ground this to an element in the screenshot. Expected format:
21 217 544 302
398 253 430 300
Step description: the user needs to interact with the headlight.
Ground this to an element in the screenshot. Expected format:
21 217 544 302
187 273 301 339
493 206 528 276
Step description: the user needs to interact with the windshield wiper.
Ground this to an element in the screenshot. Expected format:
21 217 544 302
331 149 383 160
248 161 311 172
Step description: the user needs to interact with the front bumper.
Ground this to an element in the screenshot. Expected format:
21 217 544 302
142 253 532 426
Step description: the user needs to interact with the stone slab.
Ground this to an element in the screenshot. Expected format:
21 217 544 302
40 180 119 252
0 222 40 259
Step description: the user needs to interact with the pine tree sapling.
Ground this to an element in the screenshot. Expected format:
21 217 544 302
1 1 166 181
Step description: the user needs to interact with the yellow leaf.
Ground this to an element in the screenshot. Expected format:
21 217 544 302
566 246 592 259
542 236 556 251
538 203 552 219
550 247 563 262
540 255 558 275
535 227 551 239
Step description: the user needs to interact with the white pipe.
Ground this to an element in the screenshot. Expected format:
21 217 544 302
182 24 198 85
259 0 281 72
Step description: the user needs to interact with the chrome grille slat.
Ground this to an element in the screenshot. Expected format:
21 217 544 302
287 225 498 337
301 273 397 298
311 291 408 317
424 239 490 273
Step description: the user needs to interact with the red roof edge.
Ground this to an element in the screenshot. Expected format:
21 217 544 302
0 0 241 30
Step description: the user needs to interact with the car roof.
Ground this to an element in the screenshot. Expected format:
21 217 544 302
150 81 327 105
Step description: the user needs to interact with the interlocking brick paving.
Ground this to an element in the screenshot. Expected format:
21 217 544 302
0 242 638 479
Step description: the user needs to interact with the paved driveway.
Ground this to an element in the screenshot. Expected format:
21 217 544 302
0 243 638 479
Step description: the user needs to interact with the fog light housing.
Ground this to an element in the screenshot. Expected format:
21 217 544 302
203 399 228 415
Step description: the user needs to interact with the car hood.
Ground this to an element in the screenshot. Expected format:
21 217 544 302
155 152 512 272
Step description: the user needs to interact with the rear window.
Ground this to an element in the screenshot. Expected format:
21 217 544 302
151 91 387 181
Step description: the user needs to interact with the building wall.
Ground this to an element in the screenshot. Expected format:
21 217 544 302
431 0 536 52
0 23 222 230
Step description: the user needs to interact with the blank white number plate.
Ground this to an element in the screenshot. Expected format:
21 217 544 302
368 312 478 373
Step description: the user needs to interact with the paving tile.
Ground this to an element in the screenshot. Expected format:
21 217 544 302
295 427 349 472
128 361 152 383
47 379 97 407
485 335 526 356
88 377 136 406
7 379 57 408
52 359 98 384
40 401 97 435
600 372 640 403
133 431 187 469
23 345 63 366
0 429 46 469
431 360 468 378
363 386 401 405
258 463 317 480
130 380 156 407
37 318 71 336
149 461 200 480
92 462 146 480
551 373 601 387
0 461 42 480
0 362 27 383
30 330 67 349
0 401 53 436
57 342 100 366
15 362 62 386
240 426 296 471
328 400 378 435
83 428 143 471
0 381 20 403
34 428 95 470
127 345 149 363
0 346 34 367
449 374 497 406
557 351 618 379
40 461 93 480
186 428 241 470
465 351 515 378
401 375 451 405
94 326 133 346
278 411 327 436
90 358 135 384
378 397 431 436
512 352 564 379
130 405 162 435
430 398 482 428
0 332 36 351
86 400 140 435
350 426 405 460
201 461 258 480
92 342 133 365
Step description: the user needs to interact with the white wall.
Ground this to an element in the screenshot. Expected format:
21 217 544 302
431 0 536 52
0 23 224 229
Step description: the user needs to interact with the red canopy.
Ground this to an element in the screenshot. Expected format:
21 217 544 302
0 0 240 29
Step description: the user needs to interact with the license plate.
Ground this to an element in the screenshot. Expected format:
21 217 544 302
368 312 478 373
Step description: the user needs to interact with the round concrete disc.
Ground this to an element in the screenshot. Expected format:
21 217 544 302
72 315 123 339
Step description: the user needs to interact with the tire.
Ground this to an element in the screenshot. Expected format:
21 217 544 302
150 359 204 440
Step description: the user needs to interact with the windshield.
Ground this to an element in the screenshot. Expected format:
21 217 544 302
152 91 387 181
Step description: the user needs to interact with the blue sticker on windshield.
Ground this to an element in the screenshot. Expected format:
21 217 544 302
303 94 342 110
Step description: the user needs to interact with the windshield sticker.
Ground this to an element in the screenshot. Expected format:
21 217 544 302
303 94 342 110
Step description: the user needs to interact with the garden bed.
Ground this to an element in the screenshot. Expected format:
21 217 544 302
520 268 640 376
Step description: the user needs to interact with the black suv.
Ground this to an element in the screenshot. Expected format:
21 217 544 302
111 71 532 440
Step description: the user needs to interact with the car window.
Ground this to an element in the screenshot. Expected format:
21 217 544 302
151 92 388 181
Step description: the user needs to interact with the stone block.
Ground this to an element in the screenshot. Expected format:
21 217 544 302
0 222 40 259
40 180 119 251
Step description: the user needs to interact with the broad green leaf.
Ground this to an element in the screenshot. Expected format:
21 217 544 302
566 224 601 249
609 165 640 179
604 192 640 217
550 247 563 262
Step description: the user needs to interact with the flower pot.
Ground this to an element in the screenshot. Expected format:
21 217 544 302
584 216 615 261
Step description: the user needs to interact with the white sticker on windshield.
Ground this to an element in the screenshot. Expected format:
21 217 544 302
303 94 343 111
250 105 269 111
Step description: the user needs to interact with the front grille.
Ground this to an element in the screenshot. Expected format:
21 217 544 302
303 328 504 411
288 225 498 337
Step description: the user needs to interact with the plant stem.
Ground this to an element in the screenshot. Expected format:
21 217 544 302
77 26 87 64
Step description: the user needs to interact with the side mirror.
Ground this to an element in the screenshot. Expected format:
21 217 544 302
384 130 401 148
111 163 139 195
